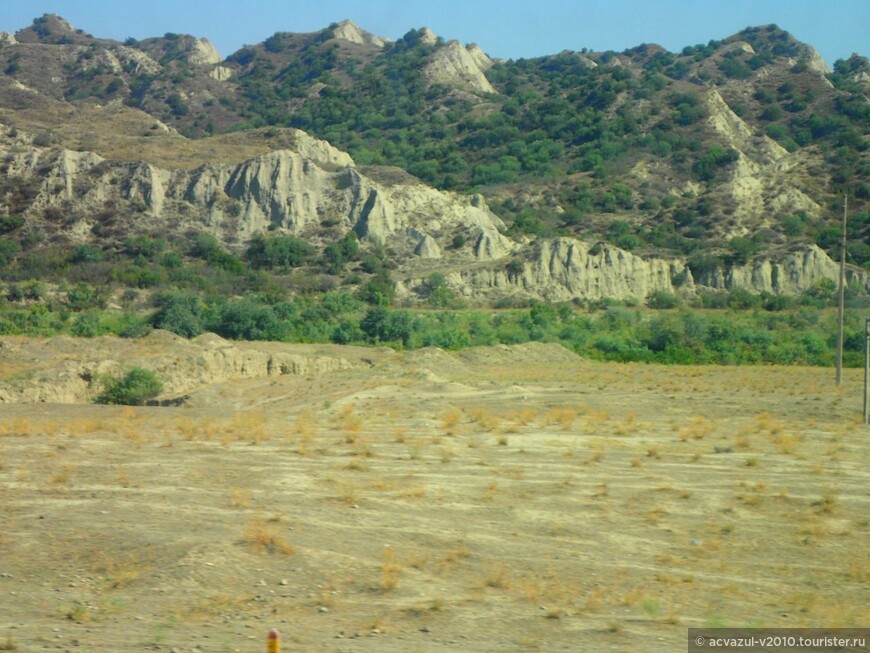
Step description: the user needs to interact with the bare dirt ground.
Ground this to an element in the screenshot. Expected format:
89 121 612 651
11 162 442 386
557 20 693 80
0 336 868 652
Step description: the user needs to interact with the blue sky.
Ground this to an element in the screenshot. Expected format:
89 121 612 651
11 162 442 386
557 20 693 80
1 1 867 67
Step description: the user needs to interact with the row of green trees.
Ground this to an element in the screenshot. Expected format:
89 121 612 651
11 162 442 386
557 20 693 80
2 287 867 368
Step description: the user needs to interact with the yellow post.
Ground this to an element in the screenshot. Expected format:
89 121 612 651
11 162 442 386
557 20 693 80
267 628 280 653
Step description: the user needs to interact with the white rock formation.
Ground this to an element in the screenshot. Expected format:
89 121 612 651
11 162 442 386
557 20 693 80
78 48 124 74
703 89 828 230
332 20 388 48
0 123 505 247
452 237 870 303
209 65 232 81
3 122 865 304
418 27 439 46
466 44 493 70
696 245 862 295
424 40 496 95
414 234 442 258
706 89 785 164
188 38 221 65
458 239 687 302
114 45 162 75
805 46 831 75
286 129 354 168
473 226 514 260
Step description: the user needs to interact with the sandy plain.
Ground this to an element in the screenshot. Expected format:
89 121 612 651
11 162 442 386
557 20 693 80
0 337 867 652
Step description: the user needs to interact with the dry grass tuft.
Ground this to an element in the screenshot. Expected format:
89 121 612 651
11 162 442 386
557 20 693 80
585 450 604 464
482 480 499 501
50 463 76 485
0 631 17 651
294 411 318 444
231 411 268 444
0 417 33 438
380 546 402 590
544 407 578 430
467 407 501 432
230 487 253 508
677 415 713 441
646 507 667 524
441 407 463 434
773 432 801 455
481 563 512 589
505 407 538 431
0 417 38 437
243 516 295 555
814 486 839 515
344 458 370 472
65 602 91 624
443 546 472 566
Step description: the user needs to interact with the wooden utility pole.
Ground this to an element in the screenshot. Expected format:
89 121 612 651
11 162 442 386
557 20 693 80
864 317 869 424
836 195 847 385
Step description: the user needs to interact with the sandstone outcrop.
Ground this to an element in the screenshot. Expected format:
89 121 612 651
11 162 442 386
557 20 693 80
694 244 867 294
455 239 687 302
209 65 232 81
0 332 367 404
0 122 505 253
414 233 442 258
187 38 222 65
446 238 870 303
2 121 865 305
417 27 439 46
423 39 496 95
332 20 389 48
473 226 515 260
703 89 828 233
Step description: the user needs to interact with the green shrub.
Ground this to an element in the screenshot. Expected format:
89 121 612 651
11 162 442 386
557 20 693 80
151 292 204 337
360 307 416 346
0 240 20 267
71 310 107 337
320 233 359 274
69 244 103 264
727 287 762 309
357 271 395 306
245 233 314 269
66 283 108 311
96 367 163 405
0 214 25 233
210 298 283 341
646 290 680 309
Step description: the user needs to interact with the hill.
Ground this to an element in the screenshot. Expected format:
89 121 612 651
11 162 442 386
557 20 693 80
0 14 867 312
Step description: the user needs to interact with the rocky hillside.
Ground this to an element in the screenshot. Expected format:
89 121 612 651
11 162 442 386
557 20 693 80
1 118 866 305
0 14 867 305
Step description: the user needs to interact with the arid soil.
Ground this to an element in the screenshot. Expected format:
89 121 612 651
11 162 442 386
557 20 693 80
0 336 867 652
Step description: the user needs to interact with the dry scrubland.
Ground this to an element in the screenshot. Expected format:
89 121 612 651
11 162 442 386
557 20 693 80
0 338 868 652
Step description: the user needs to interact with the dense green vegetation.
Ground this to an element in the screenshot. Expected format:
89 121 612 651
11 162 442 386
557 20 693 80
2 234 868 369
209 24 868 259
2 288 868 367
221 25 866 193
1 222 868 368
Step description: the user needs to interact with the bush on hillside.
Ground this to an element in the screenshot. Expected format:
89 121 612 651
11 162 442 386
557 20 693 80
96 367 162 405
